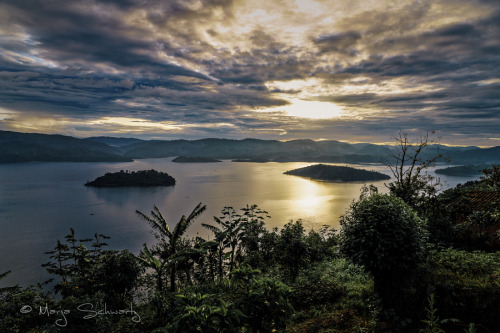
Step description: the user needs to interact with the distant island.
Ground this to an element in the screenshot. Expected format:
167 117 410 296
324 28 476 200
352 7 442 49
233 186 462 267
435 164 492 176
85 169 176 187
232 158 271 163
284 164 391 182
172 156 222 163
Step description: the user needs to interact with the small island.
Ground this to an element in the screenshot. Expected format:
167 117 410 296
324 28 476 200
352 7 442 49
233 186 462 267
85 169 176 187
435 164 492 176
172 156 222 163
284 164 390 182
232 157 271 163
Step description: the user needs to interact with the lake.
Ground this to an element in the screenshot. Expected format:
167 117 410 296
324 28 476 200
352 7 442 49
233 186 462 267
0 158 478 287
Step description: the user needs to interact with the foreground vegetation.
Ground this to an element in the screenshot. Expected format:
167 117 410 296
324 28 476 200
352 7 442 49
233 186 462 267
2 136 499 332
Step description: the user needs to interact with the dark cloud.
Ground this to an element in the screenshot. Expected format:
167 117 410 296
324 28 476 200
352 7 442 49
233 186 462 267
207 49 312 84
313 31 361 55
0 0 287 123
313 94 377 105
0 0 499 145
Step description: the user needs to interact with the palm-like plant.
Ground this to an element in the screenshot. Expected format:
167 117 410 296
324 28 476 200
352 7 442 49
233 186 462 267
201 205 270 277
201 220 232 281
136 203 206 292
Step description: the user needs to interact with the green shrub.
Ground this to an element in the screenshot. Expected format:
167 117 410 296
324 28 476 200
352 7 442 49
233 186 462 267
339 194 428 287
426 249 500 332
289 259 377 333
0 285 56 332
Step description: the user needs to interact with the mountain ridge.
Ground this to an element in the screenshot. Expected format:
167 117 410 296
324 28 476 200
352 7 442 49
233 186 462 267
1 130 499 164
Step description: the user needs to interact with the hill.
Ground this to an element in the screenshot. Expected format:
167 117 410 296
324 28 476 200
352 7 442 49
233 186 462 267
0 131 132 163
85 136 144 147
284 164 391 182
1 130 500 165
122 138 389 162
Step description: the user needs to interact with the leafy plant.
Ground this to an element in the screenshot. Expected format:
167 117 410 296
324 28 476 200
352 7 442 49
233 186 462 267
419 294 446 333
339 192 429 321
162 293 246 332
136 203 206 292
340 194 428 283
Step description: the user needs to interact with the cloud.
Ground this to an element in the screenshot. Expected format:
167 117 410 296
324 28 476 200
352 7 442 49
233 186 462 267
313 31 362 55
0 0 499 146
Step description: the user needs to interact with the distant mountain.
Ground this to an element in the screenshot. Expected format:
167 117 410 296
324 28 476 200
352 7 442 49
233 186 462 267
122 138 500 164
0 131 132 163
1 130 499 164
85 136 144 147
449 146 500 164
122 138 390 162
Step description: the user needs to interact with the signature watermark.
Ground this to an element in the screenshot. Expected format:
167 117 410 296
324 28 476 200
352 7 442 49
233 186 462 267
20 302 141 327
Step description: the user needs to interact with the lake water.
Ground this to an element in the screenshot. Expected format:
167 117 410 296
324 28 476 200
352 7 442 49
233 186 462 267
0 158 478 287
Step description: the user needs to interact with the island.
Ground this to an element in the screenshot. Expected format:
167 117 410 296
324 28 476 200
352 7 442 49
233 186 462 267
85 169 176 187
435 164 492 176
232 158 271 163
284 164 391 182
172 156 222 163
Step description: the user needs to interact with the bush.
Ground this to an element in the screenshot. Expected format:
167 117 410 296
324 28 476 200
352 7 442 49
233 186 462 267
339 192 429 328
162 266 293 332
340 194 428 284
289 259 377 333
426 249 500 332
292 258 374 311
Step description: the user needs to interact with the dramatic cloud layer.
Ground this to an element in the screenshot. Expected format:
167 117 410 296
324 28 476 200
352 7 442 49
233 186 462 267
1 0 499 145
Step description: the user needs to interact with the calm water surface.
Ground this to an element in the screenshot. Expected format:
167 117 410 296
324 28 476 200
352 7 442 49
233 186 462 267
0 159 478 287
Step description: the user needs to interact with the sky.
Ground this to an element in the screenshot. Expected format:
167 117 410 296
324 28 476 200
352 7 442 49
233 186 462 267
0 0 499 146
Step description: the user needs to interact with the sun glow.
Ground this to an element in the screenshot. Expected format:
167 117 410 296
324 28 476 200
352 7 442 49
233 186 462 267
89 117 184 131
284 100 344 119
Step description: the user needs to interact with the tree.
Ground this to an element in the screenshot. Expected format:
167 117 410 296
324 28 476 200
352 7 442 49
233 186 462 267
383 131 443 209
200 205 270 274
42 230 142 309
275 220 308 281
480 164 500 189
202 206 245 279
136 203 206 292
339 193 428 301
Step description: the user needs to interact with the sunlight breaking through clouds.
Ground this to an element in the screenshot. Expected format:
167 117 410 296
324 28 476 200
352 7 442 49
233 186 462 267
0 0 499 145
258 99 345 120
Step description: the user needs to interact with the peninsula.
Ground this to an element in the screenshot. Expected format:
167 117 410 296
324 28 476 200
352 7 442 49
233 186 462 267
435 164 492 176
85 169 176 187
284 164 390 182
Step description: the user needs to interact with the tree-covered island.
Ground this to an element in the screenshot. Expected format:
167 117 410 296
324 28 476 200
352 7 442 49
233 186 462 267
284 164 391 182
435 164 493 176
85 169 176 187
172 156 222 163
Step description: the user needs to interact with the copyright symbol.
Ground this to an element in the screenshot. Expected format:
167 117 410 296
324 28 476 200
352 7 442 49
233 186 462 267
20 305 32 314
